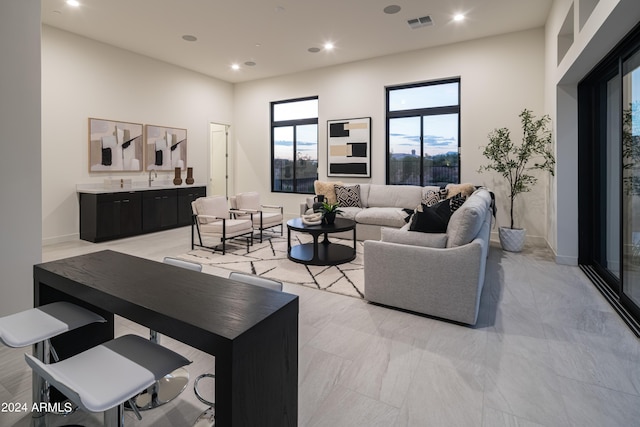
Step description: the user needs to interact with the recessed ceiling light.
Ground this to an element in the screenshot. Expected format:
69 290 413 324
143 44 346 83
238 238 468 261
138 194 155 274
308 47 321 53
182 35 197 42
231 64 240 71
324 42 334 51
454 14 465 22
66 0 80 7
244 61 256 67
383 5 401 14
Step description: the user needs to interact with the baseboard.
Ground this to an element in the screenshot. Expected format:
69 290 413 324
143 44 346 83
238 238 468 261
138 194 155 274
555 254 578 266
42 233 79 246
489 230 547 247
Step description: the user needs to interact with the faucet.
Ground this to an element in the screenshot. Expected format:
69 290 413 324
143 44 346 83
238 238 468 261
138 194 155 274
148 169 157 187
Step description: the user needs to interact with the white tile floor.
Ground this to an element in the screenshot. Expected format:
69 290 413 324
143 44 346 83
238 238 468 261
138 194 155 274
1 227 640 426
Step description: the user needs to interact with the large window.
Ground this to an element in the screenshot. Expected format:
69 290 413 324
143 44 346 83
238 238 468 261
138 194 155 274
271 97 318 193
386 79 460 186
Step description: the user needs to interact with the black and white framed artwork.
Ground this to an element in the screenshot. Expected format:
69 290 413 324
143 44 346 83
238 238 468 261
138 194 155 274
88 118 143 172
327 117 371 177
145 124 187 171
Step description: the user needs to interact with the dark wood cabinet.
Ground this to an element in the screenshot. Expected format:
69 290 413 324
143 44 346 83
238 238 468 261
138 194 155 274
80 192 142 242
142 189 178 232
177 186 207 226
79 186 205 242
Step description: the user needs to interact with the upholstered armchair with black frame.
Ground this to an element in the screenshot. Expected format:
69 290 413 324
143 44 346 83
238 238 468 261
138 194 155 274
191 195 254 254
229 191 283 243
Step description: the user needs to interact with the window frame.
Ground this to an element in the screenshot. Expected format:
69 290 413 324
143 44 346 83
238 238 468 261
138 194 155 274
270 96 318 194
385 78 461 186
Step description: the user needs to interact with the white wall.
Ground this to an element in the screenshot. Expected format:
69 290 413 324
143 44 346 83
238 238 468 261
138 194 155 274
545 0 640 264
234 29 550 242
0 1 41 315
41 26 234 244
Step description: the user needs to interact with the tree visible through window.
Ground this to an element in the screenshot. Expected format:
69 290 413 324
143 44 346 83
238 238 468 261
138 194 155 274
386 79 460 186
271 97 318 193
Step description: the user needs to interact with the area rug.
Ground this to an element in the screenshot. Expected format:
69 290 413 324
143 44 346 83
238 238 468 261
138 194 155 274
176 232 365 298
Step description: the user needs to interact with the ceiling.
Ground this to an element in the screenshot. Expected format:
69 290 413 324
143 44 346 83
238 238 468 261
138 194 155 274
41 0 553 84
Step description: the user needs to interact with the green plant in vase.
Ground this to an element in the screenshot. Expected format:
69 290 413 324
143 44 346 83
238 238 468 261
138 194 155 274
478 109 555 252
320 201 342 225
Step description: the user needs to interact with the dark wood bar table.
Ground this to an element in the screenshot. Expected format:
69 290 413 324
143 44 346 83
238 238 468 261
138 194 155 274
33 249 298 426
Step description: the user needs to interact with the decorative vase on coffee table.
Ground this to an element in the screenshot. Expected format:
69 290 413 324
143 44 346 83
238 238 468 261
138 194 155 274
498 226 526 252
312 194 325 212
186 167 194 185
323 211 336 225
173 167 182 185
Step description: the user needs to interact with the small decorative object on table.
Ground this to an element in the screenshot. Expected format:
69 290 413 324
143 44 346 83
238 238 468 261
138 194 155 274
320 201 342 225
186 167 194 185
301 212 322 226
173 167 182 185
312 194 325 212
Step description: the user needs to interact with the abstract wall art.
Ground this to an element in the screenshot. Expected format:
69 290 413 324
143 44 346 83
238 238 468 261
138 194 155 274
145 124 187 171
327 117 371 177
89 118 143 172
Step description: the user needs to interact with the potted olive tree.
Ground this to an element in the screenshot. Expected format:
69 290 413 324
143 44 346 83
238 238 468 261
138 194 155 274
479 109 555 252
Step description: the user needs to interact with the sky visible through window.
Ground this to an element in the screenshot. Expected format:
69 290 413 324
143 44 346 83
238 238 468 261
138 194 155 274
389 82 459 156
273 99 318 161
272 84 462 160
274 125 317 160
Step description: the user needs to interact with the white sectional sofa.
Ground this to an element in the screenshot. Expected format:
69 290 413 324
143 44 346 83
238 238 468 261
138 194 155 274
363 188 493 325
301 183 433 241
301 181 494 325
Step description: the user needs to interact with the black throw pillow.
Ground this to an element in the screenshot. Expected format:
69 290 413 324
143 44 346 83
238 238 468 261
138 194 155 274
409 199 453 233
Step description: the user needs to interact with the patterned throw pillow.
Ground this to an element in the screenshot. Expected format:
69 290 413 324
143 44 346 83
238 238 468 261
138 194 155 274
439 186 449 199
422 189 442 207
335 185 362 208
449 193 467 213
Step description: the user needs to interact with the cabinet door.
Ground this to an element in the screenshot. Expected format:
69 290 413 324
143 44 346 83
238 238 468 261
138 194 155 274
95 195 118 240
160 191 178 227
178 187 207 226
142 189 178 232
117 192 142 236
142 191 163 232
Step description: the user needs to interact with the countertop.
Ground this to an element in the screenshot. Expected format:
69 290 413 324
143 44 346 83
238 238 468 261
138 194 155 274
76 181 206 194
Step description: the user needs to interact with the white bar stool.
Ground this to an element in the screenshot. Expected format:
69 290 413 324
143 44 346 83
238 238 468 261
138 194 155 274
0 301 106 418
25 334 191 427
126 257 201 411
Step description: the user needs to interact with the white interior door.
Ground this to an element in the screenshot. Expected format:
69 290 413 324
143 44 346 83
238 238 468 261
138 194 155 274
210 123 229 197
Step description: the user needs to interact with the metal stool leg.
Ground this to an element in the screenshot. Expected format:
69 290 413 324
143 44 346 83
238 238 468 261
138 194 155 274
193 373 215 426
126 330 189 411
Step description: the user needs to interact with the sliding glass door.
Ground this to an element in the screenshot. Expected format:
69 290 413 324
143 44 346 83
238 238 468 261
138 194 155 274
622 50 640 309
579 24 640 330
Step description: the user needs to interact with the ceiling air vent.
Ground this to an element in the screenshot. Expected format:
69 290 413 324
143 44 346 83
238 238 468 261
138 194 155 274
407 15 433 29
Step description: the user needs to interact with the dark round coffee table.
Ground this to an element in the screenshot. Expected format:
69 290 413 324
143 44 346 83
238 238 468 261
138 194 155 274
287 217 357 265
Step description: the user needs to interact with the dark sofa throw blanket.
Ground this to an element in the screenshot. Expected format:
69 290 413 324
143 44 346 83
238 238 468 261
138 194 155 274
409 193 466 233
